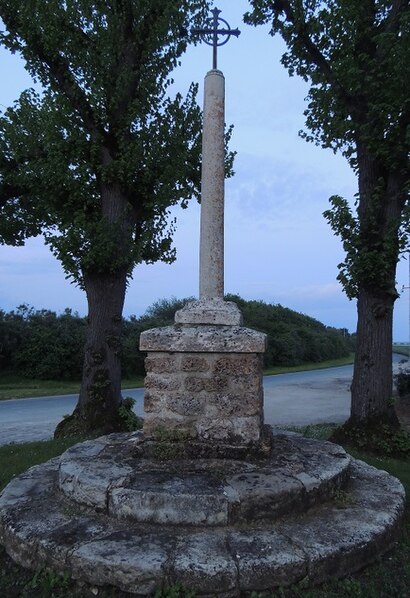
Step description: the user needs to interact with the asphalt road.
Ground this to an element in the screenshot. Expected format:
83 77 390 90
0 356 404 446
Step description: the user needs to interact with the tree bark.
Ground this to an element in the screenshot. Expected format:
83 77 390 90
348 141 403 429
351 286 398 424
74 268 127 431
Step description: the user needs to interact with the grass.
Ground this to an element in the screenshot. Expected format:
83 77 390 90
393 344 410 359
0 375 145 401
0 356 356 401
0 425 409 597
264 353 355 376
0 437 86 492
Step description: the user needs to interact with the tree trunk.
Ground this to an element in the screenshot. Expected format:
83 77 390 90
351 286 398 425
75 269 127 431
332 142 405 449
55 179 135 437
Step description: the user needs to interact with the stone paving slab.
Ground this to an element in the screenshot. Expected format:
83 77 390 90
0 436 405 595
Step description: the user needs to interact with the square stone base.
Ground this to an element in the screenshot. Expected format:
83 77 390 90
140 325 267 447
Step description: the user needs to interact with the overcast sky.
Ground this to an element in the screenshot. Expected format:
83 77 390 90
0 0 409 341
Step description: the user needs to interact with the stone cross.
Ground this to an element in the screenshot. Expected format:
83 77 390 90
191 9 241 303
141 11 267 450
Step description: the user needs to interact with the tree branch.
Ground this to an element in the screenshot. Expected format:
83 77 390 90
109 1 165 126
0 6 103 141
276 0 362 116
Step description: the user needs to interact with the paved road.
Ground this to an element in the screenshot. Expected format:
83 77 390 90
0 356 404 446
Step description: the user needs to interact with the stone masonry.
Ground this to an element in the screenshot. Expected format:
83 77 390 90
140 324 267 447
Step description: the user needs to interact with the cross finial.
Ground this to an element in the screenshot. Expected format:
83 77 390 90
191 7 241 69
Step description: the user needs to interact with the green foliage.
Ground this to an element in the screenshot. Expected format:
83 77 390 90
0 0 219 285
0 296 354 381
0 305 85 379
29 568 71 594
225 293 353 367
395 364 410 397
245 1 410 298
118 396 143 431
0 437 86 491
332 420 410 459
246 0 409 166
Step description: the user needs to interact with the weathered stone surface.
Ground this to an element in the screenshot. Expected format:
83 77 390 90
198 69 225 301
196 415 262 442
55 434 351 527
144 354 180 374
109 474 229 525
59 459 133 510
205 391 262 417
70 532 170 595
181 355 210 372
171 531 238 594
214 354 262 375
143 346 265 444
144 390 164 413
228 530 307 591
175 298 243 325
140 325 267 353
145 373 181 391
0 435 405 596
0 459 58 508
166 394 206 417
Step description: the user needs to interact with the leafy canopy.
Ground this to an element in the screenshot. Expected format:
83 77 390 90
0 0 218 284
246 1 410 298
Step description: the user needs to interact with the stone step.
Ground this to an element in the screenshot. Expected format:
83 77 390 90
0 434 405 596
58 431 351 526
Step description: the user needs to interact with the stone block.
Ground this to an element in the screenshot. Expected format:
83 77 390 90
171 531 237 594
206 392 262 417
214 354 262 376
174 298 243 326
140 325 267 353
181 355 210 372
144 354 179 373
143 415 196 439
229 530 307 590
109 475 229 526
144 373 181 392
203 375 229 392
144 391 165 414
141 326 266 447
197 416 262 443
166 394 206 417
228 373 262 395
184 376 206 392
70 534 169 595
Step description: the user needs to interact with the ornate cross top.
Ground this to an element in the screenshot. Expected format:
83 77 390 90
191 8 241 70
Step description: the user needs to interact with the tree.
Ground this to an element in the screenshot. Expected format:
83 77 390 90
0 0 216 435
246 1 410 442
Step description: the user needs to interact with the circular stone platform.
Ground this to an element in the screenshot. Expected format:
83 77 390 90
58 431 351 526
0 431 405 595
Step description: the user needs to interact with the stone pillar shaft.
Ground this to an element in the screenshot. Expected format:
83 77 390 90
199 69 225 300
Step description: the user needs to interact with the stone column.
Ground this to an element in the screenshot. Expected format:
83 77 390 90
174 70 242 326
199 69 225 300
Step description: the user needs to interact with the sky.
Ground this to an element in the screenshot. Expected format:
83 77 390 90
0 0 409 341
